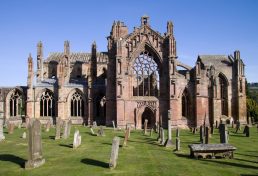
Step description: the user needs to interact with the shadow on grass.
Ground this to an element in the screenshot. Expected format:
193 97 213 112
0 154 26 168
240 174 258 176
235 153 258 158
59 144 73 148
81 158 109 168
235 158 258 164
174 153 191 159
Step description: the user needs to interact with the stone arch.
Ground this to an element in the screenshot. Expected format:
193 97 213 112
181 88 190 119
39 89 55 117
136 105 156 129
66 88 86 118
217 72 229 116
5 87 25 119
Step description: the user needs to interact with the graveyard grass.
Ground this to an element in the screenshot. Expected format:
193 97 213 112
0 126 258 176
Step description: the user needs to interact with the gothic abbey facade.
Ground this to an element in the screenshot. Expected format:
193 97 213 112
0 16 247 128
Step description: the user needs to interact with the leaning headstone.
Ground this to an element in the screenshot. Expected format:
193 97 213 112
55 118 61 140
0 118 5 141
123 128 130 147
176 138 180 151
243 125 250 137
97 126 105 136
200 125 204 143
112 120 116 130
45 120 51 132
160 127 165 145
109 137 120 169
22 132 26 139
73 129 81 149
220 124 228 143
25 119 45 169
144 119 148 135
8 123 15 134
205 127 210 144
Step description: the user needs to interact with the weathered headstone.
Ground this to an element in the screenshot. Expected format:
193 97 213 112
8 123 15 134
55 118 61 140
25 119 45 169
165 111 173 147
243 125 250 137
97 126 105 136
176 128 180 138
73 129 81 149
205 127 210 144
112 120 116 130
157 124 161 142
123 128 129 147
62 120 72 139
144 119 148 135
220 124 228 143
93 121 97 128
109 137 120 169
200 125 204 143
176 138 180 151
22 131 26 139
160 127 165 145
0 118 5 141
45 120 51 132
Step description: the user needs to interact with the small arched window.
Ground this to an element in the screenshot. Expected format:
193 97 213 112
219 74 228 116
182 90 189 118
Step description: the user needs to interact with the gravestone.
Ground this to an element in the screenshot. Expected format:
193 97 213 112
154 122 158 133
73 129 81 149
93 121 97 128
243 125 250 137
205 127 210 144
55 118 61 140
45 120 51 132
220 124 228 143
0 118 5 141
200 125 204 143
127 125 131 138
160 127 165 145
176 138 180 151
176 128 180 138
25 119 45 169
235 121 241 133
97 126 105 136
165 111 173 147
8 123 15 134
123 128 130 147
22 132 26 139
157 124 161 142
62 120 72 139
144 119 148 135
211 126 214 135
109 136 120 169
112 120 116 130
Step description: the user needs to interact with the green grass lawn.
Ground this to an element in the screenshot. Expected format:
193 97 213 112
0 125 258 176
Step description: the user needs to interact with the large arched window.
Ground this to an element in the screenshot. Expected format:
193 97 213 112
133 51 159 97
182 89 189 118
40 90 55 117
9 90 23 117
71 92 84 117
219 74 228 116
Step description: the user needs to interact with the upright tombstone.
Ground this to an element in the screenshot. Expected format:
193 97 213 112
55 118 61 140
22 131 26 139
73 129 81 149
165 110 173 147
200 125 204 143
220 124 228 143
123 128 130 147
62 120 72 139
8 123 15 134
160 127 165 145
176 128 180 138
25 119 45 169
45 120 51 132
97 126 105 136
112 120 116 131
205 127 210 144
176 137 180 151
243 125 250 137
109 137 120 169
0 118 5 141
127 125 131 138
144 119 148 135
93 121 97 128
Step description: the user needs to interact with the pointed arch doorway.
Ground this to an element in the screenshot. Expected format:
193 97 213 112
140 107 155 129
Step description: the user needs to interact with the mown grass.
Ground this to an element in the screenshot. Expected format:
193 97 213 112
0 125 258 176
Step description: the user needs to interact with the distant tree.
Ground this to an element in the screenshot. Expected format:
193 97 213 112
246 81 258 122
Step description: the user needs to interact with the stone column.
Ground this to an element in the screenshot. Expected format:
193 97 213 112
0 118 5 141
109 137 120 169
25 119 45 169
165 111 173 147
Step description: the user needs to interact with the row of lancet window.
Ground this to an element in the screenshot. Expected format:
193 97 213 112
9 91 23 116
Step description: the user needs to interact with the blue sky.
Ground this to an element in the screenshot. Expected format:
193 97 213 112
0 0 257 86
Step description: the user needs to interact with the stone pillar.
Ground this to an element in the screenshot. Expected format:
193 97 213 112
165 117 173 147
25 119 45 169
0 118 5 141
109 137 120 169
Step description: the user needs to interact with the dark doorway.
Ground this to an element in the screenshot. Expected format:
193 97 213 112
141 107 155 128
